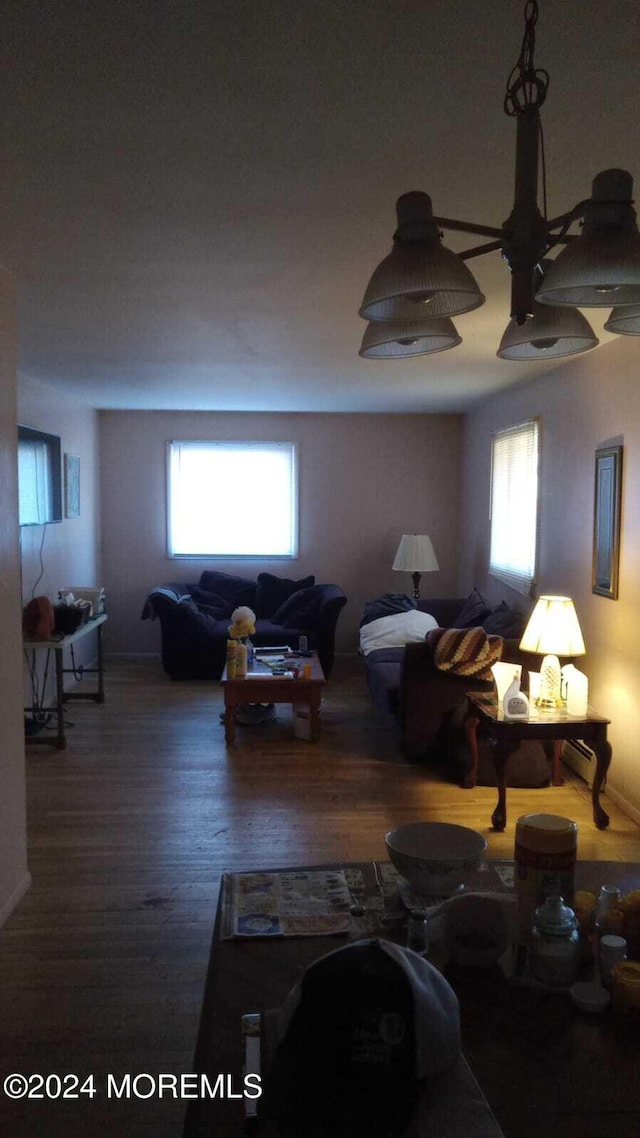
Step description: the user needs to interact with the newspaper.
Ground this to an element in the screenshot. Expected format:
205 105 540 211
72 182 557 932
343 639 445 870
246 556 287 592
223 869 352 938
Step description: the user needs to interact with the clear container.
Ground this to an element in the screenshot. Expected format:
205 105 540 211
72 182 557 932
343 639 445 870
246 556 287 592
531 895 580 987
407 909 429 956
596 885 623 939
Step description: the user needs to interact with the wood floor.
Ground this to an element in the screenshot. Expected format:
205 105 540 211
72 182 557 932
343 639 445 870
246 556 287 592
2 656 639 1138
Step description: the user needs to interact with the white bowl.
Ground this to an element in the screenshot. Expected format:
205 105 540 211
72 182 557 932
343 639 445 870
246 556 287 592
385 822 488 897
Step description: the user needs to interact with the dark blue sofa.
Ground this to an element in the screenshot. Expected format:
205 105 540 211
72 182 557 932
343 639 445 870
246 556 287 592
141 570 347 681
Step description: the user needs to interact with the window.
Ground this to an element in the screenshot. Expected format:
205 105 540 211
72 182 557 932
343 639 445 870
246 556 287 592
17 425 63 526
489 419 539 595
167 441 298 557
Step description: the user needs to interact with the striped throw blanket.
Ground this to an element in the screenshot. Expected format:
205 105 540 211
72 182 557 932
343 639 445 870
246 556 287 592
427 627 503 681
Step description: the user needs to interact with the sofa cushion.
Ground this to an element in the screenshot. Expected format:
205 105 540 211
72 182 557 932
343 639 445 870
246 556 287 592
254 572 315 618
453 588 492 629
272 584 326 629
481 601 526 639
359 610 439 656
427 627 503 681
189 586 234 619
360 592 418 628
198 570 256 609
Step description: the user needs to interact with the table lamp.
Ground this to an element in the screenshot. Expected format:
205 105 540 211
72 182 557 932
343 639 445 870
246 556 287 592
392 534 439 598
519 595 586 708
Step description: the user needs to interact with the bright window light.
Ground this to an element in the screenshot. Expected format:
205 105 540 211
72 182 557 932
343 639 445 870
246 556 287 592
167 441 298 557
489 419 539 595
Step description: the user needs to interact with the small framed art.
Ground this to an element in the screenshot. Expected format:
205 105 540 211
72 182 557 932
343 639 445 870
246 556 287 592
592 444 622 599
64 454 80 518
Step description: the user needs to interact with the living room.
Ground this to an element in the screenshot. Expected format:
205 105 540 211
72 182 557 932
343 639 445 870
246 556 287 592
3 2 640 1135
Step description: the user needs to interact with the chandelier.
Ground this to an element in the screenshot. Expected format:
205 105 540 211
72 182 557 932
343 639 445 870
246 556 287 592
358 1 640 361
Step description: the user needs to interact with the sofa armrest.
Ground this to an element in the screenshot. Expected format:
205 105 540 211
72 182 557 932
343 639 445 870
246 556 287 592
314 585 348 678
399 639 493 761
141 583 195 620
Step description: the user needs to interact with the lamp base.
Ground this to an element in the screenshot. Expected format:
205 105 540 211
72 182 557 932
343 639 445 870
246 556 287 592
411 572 421 599
539 654 562 707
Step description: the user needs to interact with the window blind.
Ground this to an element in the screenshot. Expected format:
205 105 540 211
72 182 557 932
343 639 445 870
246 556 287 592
167 440 298 557
489 419 539 595
18 439 51 525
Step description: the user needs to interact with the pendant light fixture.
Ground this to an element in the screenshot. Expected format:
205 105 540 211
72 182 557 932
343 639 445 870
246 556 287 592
358 1 640 362
604 305 640 336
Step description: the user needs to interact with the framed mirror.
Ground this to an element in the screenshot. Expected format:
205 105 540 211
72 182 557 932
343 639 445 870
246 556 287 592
592 445 622 599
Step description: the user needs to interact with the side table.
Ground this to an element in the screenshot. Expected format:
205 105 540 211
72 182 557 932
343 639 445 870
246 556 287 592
24 613 107 749
464 692 611 832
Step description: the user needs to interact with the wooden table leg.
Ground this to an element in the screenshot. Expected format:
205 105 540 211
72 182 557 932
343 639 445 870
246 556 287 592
551 739 565 786
490 738 518 832
224 702 236 745
309 691 322 742
592 729 612 830
463 709 481 789
54 650 66 749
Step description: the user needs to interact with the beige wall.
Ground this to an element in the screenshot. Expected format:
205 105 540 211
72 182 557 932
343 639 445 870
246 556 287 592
461 336 640 820
99 411 464 654
0 268 30 926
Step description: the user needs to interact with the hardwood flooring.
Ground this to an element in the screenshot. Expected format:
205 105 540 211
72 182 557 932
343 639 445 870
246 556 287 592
1 656 639 1137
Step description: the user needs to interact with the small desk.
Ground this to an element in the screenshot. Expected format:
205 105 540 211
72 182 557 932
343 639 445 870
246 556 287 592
464 692 612 832
221 652 326 745
24 613 107 749
186 859 640 1138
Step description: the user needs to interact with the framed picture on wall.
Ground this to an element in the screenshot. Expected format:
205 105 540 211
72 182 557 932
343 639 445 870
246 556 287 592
592 444 622 599
64 454 80 518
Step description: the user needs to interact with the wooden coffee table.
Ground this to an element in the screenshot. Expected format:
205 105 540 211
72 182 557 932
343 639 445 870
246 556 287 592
221 651 326 744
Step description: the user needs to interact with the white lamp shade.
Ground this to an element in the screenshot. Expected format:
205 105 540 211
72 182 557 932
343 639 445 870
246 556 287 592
392 534 439 573
519 595 586 656
497 299 598 360
359 317 461 358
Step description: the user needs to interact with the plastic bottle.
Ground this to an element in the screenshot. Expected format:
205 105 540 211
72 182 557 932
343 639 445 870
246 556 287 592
531 895 580 986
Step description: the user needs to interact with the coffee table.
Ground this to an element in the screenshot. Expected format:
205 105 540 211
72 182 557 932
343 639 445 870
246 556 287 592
185 859 640 1138
221 651 326 744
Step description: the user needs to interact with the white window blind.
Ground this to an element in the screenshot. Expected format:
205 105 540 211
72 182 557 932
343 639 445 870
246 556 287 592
167 441 298 557
489 420 539 595
18 439 51 525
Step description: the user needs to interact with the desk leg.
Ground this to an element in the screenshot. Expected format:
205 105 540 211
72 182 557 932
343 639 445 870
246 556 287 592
592 729 612 830
463 710 481 789
490 738 518 832
549 739 565 786
97 622 105 703
55 651 66 749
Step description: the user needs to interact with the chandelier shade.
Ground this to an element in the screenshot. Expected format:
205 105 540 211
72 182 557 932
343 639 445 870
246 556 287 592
357 4 640 363
497 299 598 360
604 304 640 335
536 170 640 308
359 317 461 359
358 239 486 322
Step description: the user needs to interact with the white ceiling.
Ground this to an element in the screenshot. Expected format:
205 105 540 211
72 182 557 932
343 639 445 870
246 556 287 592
2 0 640 413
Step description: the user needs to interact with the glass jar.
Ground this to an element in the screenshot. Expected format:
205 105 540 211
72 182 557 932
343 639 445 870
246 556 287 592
596 884 623 940
407 909 429 956
531 895 580 987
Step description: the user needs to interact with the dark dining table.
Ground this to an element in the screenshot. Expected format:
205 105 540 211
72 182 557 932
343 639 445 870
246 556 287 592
184 859 640 1138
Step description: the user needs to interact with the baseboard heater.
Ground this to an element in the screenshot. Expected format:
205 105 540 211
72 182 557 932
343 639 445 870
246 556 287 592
562 739 595 788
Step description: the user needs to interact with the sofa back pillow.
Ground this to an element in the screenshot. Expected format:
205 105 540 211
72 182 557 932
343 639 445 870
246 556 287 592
272 584 326 629
255 572 315 618
453 588 492 629
189 586 234 619
427 627 503 680
359 610 439 656
199 570 256 610
481 601 526 639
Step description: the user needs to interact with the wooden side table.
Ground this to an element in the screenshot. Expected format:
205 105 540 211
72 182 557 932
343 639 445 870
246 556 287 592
464 692 612 832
